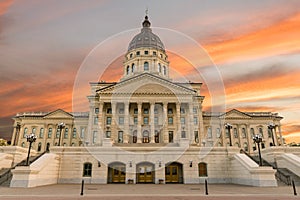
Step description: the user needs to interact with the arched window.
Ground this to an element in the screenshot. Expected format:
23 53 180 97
143 130 149 143
83 162 92 177
64 128 69 139
37 142 42 152
133 130 137 143
158 63 161 72
233 128 238 138
259 127 264 137
131 63 135 72
39 128 44 138
163 66 166 75
23 127 28 138
48 128 52 138
73 128 77 138
242 128 246 138
155 131 159 143
250 128 254 137
21 142 25 148
144 62 149 71
126 65 130 75
198 162 208 177
32 128 36 134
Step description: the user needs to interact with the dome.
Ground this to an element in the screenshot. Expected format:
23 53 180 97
128 16 165 52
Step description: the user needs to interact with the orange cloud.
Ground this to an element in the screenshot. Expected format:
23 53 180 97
204 13 300 63
0 0 13 16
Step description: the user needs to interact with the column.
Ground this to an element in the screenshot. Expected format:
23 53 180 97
176 103 181 142
150 102 155 143
163 102 168 143
278 125 283 146
111 102 117 143
124 102 129 143
188 103 193 143
137 102 142 143
98 102 104 142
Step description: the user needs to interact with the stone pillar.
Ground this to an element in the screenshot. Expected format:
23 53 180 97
163 102 168 143
111 102 117 143
176 103 181 142
150 102 155 143
137 102 142 143
124 102 129 143
98 102 103 140
278 125 283 145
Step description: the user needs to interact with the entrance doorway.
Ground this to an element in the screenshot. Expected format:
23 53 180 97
136 162 155 183
107 162 126 183
165 162 183 183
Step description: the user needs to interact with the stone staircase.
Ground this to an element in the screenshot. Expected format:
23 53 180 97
241 150 300 186
0 151 46 187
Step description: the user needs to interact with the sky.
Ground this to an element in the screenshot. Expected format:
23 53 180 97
0 0 300 143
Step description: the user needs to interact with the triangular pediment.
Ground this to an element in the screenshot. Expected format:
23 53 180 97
43 109 73 119
222 109 251 119
97 73 196 95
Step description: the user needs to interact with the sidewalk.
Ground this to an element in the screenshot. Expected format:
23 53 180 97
0 183 298 198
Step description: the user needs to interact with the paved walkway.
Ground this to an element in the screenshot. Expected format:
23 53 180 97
0 184 299 199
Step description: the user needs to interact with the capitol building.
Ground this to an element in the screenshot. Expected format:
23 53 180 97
2 15 299 188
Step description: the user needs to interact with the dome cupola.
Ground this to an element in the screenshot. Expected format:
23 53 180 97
122 15 170 81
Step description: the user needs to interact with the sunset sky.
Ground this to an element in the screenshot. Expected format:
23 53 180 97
0 0 300 143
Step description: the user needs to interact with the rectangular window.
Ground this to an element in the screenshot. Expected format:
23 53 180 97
107 108 112 114
134 108 138 114
180 108 185 114
93 131 97 144
153 51 156 56
83 163 92 177
118 131 123 143
95 108 99 114
143 117 149 124
144 50 148 55
181 131 186 138
193 107 197 114
154 108 158 114
143 108 149 114
56 128 60 138
80 128 85 139
168 108 173 114
94 116 98 125
106 131 111 138
194 131 199 143
136 51 140 56
119 117 124 125
106 117 112 125
216 128 221 138
154 117 158 125
207 127 212 138
64 128 69 139
119 108 124 114
180 117 185 124
194 117 198 125
234 128 238 138
134 117 138 125
168 131 174 143
168 117 173 124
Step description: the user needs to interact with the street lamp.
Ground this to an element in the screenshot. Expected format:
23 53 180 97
268 122 276 146
25 133 37 166
225 123 233 146
57 122 65 146
253 134 263 166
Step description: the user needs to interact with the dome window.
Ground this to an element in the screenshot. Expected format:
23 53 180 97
126 66 130 75
144 62 149 71
144 50 148 55
130 53 133 58
136 51 140 56
131 63 135 72
153 51 156 56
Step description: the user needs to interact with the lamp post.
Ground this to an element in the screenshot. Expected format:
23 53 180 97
57 122 65 146
225 123 233 146
25 133 37 166
268 122 276 146
253 134 263 166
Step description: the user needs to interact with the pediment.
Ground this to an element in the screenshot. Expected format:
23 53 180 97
43 109 73 119
97 73 196 96
223 109 251 119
